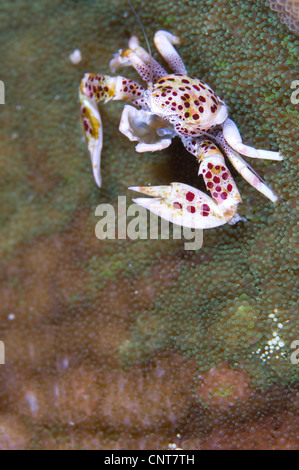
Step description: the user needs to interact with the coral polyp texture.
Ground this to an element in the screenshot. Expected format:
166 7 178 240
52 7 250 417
0 0 298 450
266 0 299 34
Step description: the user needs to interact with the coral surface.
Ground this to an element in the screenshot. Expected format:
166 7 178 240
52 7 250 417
0 0 298 449
266 0 299 34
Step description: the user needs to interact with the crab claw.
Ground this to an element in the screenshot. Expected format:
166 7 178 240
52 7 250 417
119 105 175 153
129 183 240 229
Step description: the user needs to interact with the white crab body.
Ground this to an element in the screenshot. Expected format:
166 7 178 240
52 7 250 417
148 74 228 132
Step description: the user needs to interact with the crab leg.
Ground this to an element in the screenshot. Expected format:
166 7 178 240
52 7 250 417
129 141 243 229
116 47 166 85
154 31 187 75
222 118 282 161
110 36 167 83
214 130 280 203
79 73 145 187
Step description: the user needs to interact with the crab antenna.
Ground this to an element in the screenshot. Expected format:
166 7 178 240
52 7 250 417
127 0 154 85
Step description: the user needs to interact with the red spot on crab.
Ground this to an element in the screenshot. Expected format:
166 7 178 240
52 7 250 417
202 204 210 216
186 191 195 202
227 184 233 192
221 192 228 200
222 172 229 180
205 171 212 179
187 205 196 213
173 202 183 210
213 176 220 184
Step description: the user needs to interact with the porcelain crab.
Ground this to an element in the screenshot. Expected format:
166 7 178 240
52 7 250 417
79 31 282 229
